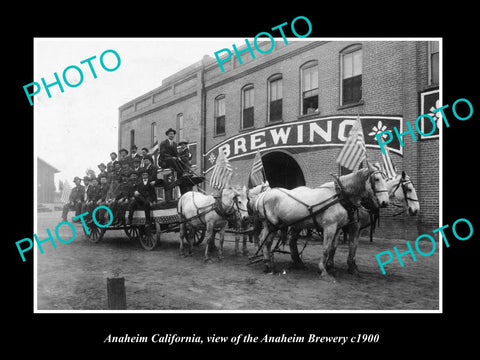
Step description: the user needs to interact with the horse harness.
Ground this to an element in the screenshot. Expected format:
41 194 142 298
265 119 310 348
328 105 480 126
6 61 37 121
393 177 419 205
255 170 388 233
180 191 240 226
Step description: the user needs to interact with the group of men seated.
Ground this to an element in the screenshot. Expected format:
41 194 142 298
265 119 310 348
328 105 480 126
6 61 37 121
61 128 197 229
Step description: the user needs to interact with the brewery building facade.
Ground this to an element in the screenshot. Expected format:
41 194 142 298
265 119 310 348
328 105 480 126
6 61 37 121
118 39 440 233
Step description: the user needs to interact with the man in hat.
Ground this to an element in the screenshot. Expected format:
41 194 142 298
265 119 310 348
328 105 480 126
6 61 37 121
131 157 142 174
114 172 132 225
81 176 92 214
94 173 111 225
118 148 129 162
159 128 183 175
126 169 157 229
119 159 131 178
84 176 99 215
105 174 121 225
107 152 118 174
140 147 149 167
97 163 108 180
96 173 110 205
113 161 122 177
129 145 142 166
142 155 157 185
61 176 85 222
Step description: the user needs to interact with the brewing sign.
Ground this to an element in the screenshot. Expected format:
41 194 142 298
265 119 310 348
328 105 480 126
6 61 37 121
204 115 403 171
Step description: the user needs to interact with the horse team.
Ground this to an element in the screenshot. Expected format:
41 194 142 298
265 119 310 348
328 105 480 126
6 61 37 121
177 162 419 280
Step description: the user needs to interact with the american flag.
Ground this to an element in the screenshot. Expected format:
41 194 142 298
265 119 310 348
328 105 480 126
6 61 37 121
209 148 233 191
336 116 366 171
60 180 72 204
381 144 397 179
249 151 265 187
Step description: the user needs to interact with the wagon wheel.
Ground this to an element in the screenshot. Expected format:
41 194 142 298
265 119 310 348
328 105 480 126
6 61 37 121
124 224 140 242
83 220 106 243
192 228 206 246
139 223 160 251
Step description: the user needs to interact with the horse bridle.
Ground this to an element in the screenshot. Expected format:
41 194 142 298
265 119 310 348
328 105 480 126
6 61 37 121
369 169 389 196
216 193 248 218
391 176 419 208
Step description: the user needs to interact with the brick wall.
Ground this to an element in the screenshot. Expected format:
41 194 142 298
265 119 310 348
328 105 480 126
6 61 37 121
119 68 203 166
118 40 440 234
203 40 439 231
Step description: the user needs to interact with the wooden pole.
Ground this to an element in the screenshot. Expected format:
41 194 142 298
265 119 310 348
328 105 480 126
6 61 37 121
107 277 127 310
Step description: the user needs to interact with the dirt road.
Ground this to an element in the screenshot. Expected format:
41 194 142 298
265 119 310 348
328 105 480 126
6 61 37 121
36 211 439 311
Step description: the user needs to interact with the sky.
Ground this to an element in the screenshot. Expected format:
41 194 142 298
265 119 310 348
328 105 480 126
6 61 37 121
34 38 235 189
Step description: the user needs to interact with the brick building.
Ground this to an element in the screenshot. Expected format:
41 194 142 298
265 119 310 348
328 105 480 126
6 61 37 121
118 40 440 235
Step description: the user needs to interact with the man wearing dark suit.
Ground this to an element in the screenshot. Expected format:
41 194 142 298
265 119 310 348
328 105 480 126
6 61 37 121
131 157 142 174
140 147 149 167
96 173 110 205
84 177 99 215
158 128 183 175
61 176 85 222
142 155 157 184
129 145 142 167
127 169 157 228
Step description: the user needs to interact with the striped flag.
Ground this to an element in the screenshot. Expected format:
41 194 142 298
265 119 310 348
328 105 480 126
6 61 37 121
381 144 397 179
60 180 72 204
209 148 233 191
336 116 366 171
249 151 265 187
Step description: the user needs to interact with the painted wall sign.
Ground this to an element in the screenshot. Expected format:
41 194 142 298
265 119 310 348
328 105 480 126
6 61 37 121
420 89 440 139
204 115 403 172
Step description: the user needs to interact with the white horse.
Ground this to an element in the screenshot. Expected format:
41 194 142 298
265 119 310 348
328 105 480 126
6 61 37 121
232 181 272 256
333 170 420 274
177 186 249 261
255 163 389 280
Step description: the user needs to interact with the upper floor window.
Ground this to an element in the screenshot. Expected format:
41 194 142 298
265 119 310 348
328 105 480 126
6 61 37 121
301 61 319 115
242 85 254 129
151 122 157 147
176 113 184 141
268 74 283 122
214 95 226 135
341 45 362 105
130 129 135 149
429 41 439 85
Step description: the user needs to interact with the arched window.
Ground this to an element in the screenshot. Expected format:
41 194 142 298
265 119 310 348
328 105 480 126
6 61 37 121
340 44 362 105
268 74 283 122
176 113 184 141
151 122 157 147
428 41 439 85
214 95 226 135
300 61 319 115
241 84 254 129
130 129 135 149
